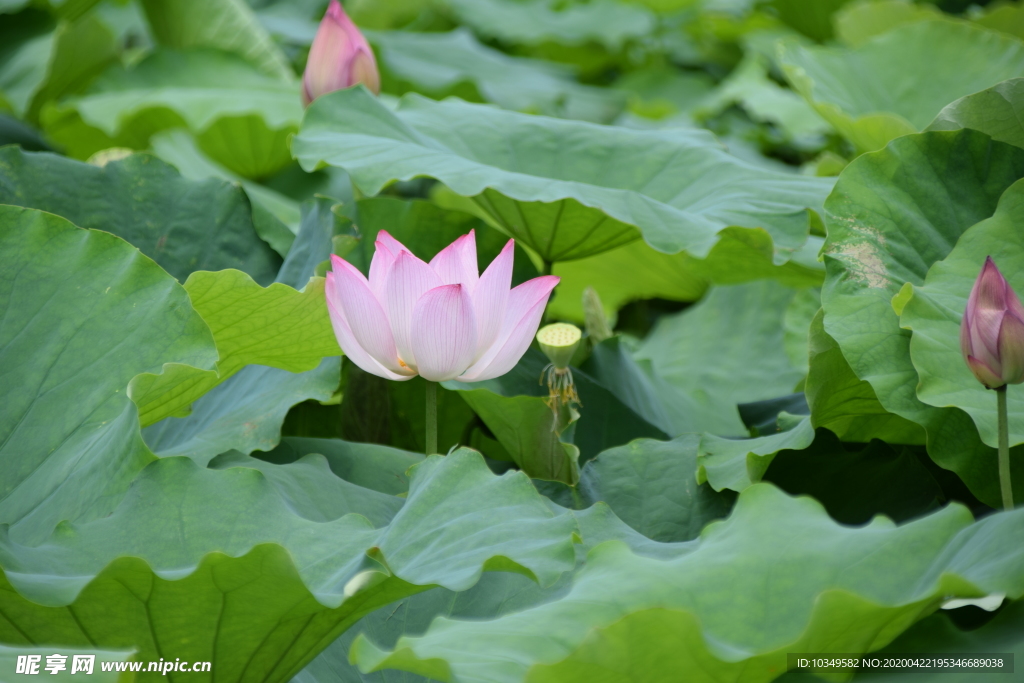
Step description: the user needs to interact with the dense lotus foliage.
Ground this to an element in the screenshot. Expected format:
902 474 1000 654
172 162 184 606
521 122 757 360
2 0 1024 681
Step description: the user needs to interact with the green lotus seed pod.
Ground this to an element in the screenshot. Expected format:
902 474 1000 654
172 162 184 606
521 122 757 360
537 323 582 370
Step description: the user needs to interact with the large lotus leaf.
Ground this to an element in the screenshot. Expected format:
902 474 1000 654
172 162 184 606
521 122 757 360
256 437 424 496
832 0 942 47
697 416 815 492
820 129 1024 505
973 2 1024 42
142 358 340 464
573 436 736 543
0 450 578 683
900 180 1024 455
0 9 116 122
129 270 341 426
779 20 1024 153
698 54 831 147
0 645 134 681
367 28 624 123
293 88 834 263
351 484 1024 682
851 600 1024 682
276 195 357 291
549 229 824 323
579 337 699 438
42 49 302 178
929 78 1024 151
294 501 695 683
637 281 806 436
766 0 850 42
804 310 926 444
764 434 945 526
442 0 654 50
0 147 284 281
139 0 293 81
150 128 301 242
0 205 218 545
209 451 405 527
613 65 714 120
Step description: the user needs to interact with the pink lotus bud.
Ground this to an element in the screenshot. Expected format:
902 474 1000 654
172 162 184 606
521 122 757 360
960 256 1024 389
302 0 380 107
325 230 559 383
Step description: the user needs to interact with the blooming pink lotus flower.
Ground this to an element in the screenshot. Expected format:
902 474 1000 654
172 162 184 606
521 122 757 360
960 256 1024 389
302 0 380 107
325 230 559 382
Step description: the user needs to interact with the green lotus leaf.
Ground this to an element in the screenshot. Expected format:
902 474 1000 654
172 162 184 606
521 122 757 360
900 179 1024 451
548 229 824 323
832 0 942 47
697 416 815 492
0 9 115 122
764 432 945 526
0 147 285 279
129 270 340 426
256 437 425 496
0 450 578 683
574 436 735 543
0 645 135 681
929 77 1024 151
209 451 405 527
579 337 699 438
698 54 831 147
293 87 833 262
0 205 218 545
351 484 1024 682
973 1 1024 42
367 28 624 123
766 0 849 42
614 65 714 120
139 0 294 81
42 49 302 178
780 20 1024 153
142 358 340 464
851 599 1024 682
820 129 1024 506
295 499 698 683
636 281 807 437
276 195 357 291
804 310 926 444
442 0 655 50
150 128 301 241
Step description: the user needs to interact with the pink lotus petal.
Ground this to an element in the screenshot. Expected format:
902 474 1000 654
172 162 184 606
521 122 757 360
302 0 379 106
471 239 514 359
430 230 479 289
369 238 396 299
967 354 1004 389
325 289 412 381
998 312 1024 384
329 255 405 374
411 284 478 382
383 250 443 368
376 230 410 257
458 275 559 381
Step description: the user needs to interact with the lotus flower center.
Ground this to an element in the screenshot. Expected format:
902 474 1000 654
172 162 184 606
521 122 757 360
537 323 582 348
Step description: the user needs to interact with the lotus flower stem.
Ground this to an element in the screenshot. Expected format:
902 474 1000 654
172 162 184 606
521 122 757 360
997 387 1014 510
426 381 438 456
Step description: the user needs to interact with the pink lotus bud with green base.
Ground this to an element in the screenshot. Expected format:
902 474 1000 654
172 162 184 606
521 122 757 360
325 231 559 454
960 256 1020 511
960 256 1024 390
302 0 380 106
